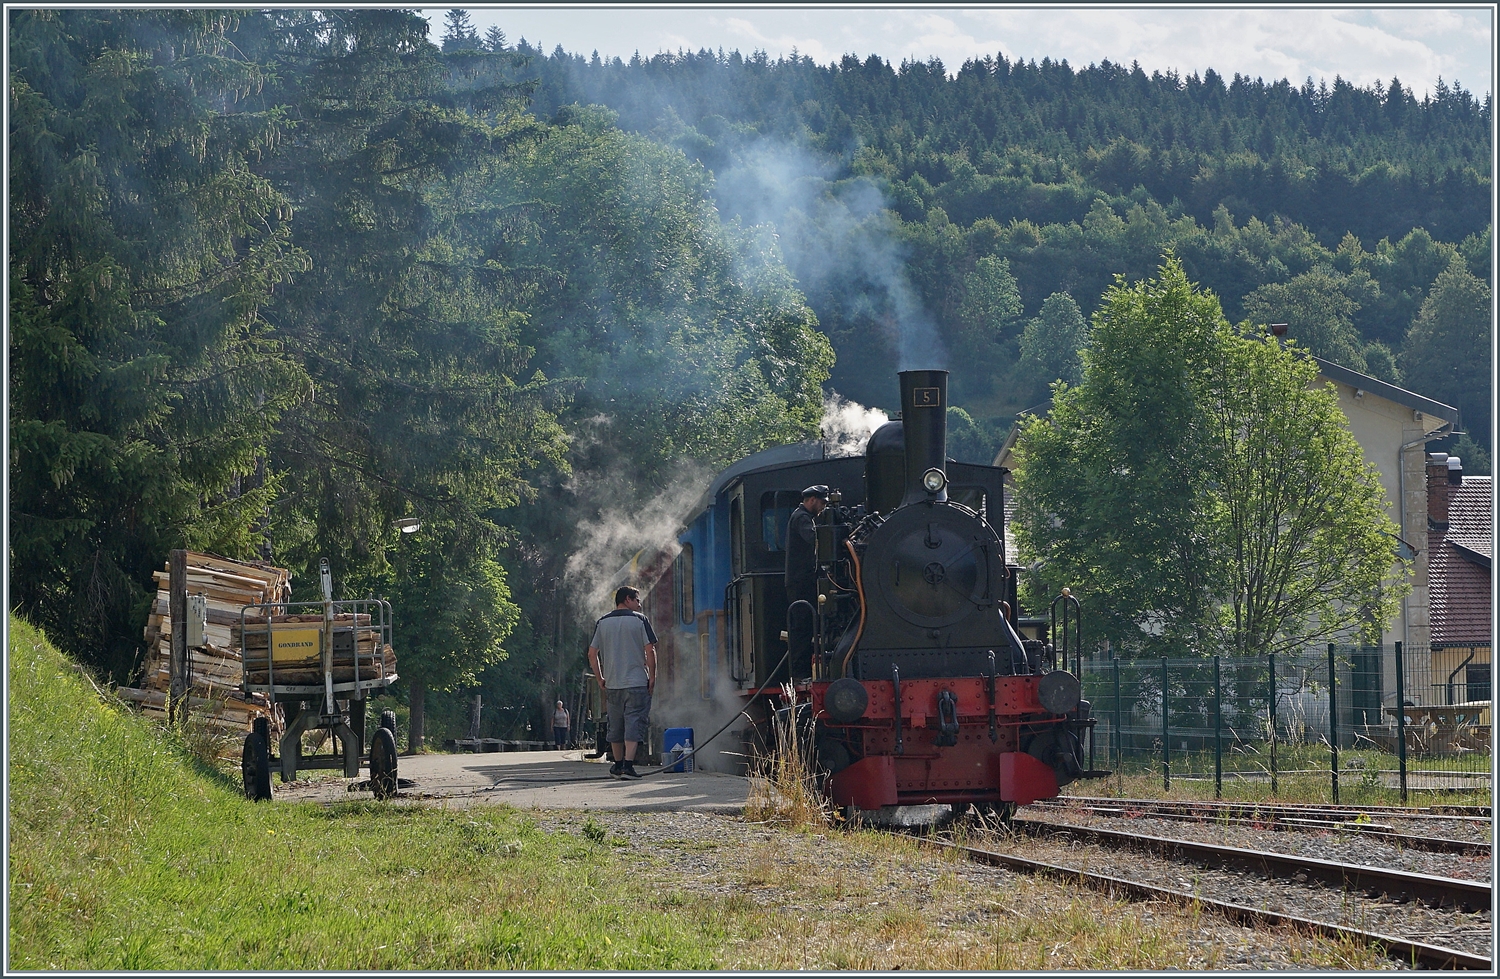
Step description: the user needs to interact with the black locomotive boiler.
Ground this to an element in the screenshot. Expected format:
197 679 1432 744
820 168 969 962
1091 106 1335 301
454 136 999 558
796 369 1104 814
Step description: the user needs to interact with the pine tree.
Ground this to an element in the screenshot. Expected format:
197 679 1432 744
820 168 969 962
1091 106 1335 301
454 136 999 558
442 8 481 52
8 10 309 679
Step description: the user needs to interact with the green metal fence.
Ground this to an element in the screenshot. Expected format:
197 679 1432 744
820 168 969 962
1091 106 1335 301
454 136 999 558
1077 644 1491 804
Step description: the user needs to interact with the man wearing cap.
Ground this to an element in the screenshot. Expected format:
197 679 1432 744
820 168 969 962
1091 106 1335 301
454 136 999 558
784 485 828 678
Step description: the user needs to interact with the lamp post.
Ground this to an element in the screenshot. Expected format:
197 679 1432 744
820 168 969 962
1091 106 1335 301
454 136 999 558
392 516 424 750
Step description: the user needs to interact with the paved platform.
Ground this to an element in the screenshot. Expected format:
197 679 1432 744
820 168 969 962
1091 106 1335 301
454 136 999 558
270 749 752 813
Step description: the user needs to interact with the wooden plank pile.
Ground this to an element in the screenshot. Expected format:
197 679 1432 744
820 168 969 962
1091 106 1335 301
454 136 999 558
117 551 290 734
233 611 397 686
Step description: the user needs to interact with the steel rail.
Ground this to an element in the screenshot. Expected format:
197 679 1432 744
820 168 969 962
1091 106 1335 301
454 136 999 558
914 836 1492 971
1013 817 1491 910
1050 794 1491 821
1045 802 1489 856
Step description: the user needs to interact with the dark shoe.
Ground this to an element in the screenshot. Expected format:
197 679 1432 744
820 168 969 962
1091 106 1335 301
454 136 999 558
621 762 643 780
609 761 624 780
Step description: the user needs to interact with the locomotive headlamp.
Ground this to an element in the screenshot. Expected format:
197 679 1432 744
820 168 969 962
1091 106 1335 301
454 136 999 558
921 468 947 494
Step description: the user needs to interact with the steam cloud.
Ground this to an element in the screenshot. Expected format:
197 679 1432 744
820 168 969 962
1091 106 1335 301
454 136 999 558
563 454 755 773
562 459 714 616
821 391 889 458
711 138 949 372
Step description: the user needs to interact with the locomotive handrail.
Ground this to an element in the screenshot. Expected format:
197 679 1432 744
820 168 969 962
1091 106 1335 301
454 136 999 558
722 579 745 684
1049 589 1082 675
786 599 814 682
841 538 867 678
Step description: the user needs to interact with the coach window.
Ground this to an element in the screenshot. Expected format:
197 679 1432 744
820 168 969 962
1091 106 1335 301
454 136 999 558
760 490 801 550
675 544 694 623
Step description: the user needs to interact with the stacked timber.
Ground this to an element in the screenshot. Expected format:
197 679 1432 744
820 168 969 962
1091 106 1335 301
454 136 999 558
118 552 290 734
233 611 398 686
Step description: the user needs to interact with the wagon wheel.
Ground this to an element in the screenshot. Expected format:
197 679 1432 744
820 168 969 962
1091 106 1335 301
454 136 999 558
242 726 272 802
370 726 399 801
380 709 397 736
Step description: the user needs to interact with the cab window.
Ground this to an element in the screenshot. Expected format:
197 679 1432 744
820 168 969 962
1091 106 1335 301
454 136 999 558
760 490 803 551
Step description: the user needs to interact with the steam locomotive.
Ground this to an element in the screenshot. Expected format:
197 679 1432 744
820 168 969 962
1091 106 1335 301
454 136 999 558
637 369 1105 816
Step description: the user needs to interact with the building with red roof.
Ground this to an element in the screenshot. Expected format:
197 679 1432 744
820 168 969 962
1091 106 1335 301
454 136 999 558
1426 453 1491 704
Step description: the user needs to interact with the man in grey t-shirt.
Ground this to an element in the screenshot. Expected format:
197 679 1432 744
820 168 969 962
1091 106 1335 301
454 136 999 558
587 585 657 780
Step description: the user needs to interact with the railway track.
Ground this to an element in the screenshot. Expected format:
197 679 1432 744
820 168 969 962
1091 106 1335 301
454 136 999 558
913 835 1492 971
1010 816 1490 911
1050 794 1491 822
1037 800 1490 856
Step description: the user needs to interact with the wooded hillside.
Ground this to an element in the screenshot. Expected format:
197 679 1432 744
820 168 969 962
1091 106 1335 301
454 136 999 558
509 39 1491 458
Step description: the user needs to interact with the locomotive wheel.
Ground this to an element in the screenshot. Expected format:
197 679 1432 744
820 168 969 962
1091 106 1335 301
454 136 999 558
241 729 272 802
370 727 399 800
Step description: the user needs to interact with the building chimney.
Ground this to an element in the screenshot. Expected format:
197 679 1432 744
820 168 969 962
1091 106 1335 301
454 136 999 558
1427 452 1451 533
1447 455 1463 485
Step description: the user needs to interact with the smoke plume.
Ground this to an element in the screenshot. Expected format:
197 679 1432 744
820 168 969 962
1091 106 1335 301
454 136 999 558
710 138 949 373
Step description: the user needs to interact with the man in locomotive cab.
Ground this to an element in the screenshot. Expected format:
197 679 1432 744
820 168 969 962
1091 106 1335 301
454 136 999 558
784 484 828 679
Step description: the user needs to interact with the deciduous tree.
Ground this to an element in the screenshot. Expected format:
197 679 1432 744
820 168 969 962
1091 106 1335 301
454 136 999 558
1017 290 1089 399
1014 258 1404 658
1401 256 1492 454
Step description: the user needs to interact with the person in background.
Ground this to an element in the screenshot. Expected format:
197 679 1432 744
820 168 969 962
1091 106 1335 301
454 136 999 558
586 585 657 779
552 700 571 750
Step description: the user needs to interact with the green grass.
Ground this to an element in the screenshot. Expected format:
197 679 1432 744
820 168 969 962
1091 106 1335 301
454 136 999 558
6 616 717 970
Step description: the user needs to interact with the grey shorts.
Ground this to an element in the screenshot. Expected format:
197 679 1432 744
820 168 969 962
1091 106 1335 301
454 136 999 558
606 686 651 743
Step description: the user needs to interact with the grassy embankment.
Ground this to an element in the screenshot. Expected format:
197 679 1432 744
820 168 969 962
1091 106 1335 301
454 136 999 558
9 616 1386 970
6 616 711 970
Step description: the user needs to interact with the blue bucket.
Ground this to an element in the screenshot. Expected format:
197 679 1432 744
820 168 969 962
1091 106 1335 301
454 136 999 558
663 727 694 773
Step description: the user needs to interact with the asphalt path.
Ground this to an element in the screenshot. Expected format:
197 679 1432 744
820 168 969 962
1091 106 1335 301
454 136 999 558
269 748 751 813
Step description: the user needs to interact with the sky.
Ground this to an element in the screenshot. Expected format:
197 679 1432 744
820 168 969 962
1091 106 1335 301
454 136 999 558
420 6 1494 99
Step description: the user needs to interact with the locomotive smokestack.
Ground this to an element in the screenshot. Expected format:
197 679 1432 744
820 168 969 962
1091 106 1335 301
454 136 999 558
898 369 948 506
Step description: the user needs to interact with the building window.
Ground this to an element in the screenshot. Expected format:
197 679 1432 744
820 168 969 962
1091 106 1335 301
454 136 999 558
1467 662 1490 703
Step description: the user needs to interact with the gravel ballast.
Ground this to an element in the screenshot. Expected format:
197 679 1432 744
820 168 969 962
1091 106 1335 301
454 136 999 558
518 807 1397 970
972 818 1492 959
1030 804 1493 882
